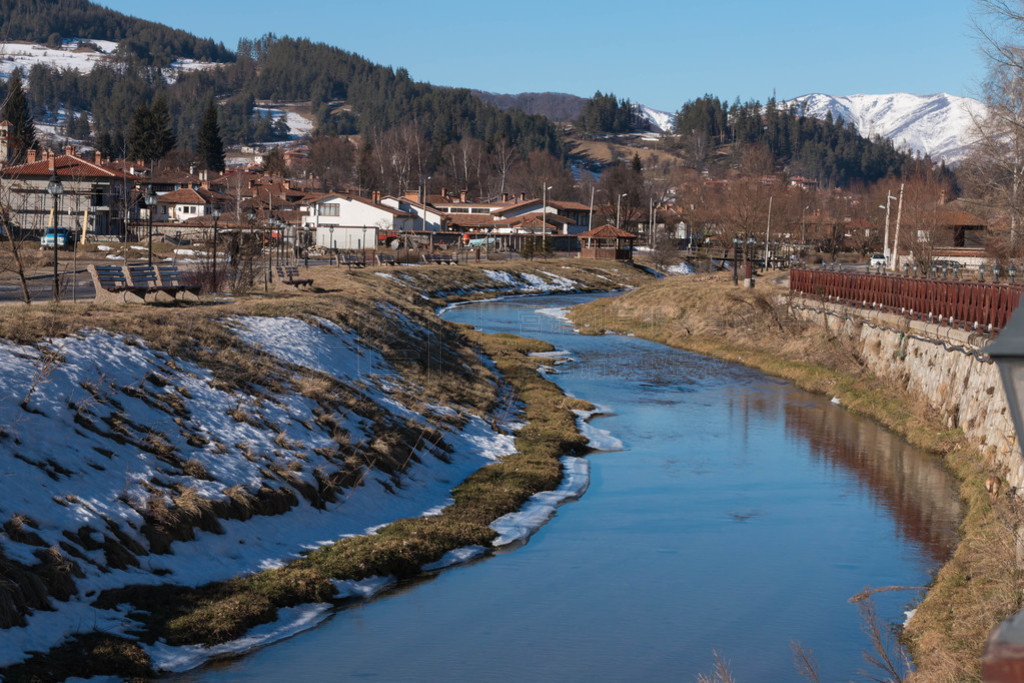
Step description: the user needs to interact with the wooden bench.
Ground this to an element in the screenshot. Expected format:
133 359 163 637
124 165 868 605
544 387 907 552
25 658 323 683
87 264 147 304
376 253 396 266
157 264 202 301
339 252 365 268
127 264 182 302
276 265 314 288
423 253 456 265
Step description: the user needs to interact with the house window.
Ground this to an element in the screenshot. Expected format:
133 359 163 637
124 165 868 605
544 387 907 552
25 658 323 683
320 204 340 217
471 208 490 214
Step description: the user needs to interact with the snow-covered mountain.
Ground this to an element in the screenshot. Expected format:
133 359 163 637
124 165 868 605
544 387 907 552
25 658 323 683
784 92 985 165
639 105 675 134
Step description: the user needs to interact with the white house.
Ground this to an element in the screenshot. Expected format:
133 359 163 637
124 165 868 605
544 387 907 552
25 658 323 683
491 198 592 235
301 193 418 250
155 187 227 224
380 195 446 232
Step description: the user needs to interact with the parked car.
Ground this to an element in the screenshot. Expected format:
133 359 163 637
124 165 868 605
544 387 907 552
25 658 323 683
868 253 887 268
40 227 72 249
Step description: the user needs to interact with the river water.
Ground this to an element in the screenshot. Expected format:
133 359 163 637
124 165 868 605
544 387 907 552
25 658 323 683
178 292 962 681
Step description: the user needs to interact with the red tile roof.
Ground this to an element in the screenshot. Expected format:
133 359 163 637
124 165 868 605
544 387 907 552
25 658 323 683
2 153 131 180
578 224 636 239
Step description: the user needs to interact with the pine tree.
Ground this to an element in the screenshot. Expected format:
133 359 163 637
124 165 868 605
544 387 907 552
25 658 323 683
151 97 176 158
197 98 225 172
1 71 37 162
126 102 154 161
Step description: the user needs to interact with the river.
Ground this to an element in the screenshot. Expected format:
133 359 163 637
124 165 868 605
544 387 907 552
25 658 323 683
176 292 962 681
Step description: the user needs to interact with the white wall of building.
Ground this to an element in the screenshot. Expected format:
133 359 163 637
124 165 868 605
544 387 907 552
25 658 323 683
315 225 378 250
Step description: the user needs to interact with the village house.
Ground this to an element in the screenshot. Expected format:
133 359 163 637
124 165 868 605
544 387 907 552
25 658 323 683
300 192 418 250
153 186 230 223
0 145 134 239
381 192 448 231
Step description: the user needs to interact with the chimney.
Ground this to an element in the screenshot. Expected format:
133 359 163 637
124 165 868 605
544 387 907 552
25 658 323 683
460 190 467 202
502 193 509 202
94 150 102 164
48 154 55 171
440 187 446 200
939 189 948 205
27 149 38 163
65 144 75 156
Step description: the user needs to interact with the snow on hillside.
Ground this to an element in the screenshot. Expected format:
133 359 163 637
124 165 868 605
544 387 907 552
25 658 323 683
785 92 986 165
0 39 117 78
639 105 675 134
0 313 517 671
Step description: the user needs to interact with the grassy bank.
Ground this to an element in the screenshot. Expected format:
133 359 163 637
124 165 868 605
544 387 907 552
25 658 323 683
568 273 1020 681
0 259 620 680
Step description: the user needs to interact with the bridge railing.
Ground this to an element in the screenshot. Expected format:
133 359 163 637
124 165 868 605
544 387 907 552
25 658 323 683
789 268 1024 334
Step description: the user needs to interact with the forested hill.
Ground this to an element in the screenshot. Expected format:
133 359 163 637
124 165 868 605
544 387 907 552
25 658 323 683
6 0 563 163
0 0 233 64
472 91 587 122
673 95 949 188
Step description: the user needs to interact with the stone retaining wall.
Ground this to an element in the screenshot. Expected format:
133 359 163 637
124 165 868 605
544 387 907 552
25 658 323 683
791 297 1023 491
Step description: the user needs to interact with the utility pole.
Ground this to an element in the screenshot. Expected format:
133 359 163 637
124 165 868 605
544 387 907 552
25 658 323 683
588 186 594 232
764 195 773 269
891 183 904 273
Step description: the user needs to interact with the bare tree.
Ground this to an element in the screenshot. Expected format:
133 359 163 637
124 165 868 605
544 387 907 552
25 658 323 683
968 0 1024 253
490 137 516 198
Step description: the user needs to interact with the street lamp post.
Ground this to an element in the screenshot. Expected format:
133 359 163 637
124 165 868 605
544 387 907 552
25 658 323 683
732 235 740 286
145 186 157 267
879 190 898 267
47 170 63 302
329 226 336 266
211 206 222 293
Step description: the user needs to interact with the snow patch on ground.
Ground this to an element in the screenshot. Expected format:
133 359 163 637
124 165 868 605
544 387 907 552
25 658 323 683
491 456 590 546
422 545 488 571
0 314 516 670
667 262 696 275
147 604 332 673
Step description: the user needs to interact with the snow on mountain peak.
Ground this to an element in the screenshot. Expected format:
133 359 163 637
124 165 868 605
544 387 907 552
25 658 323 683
784 92 986 165
639 105 675 134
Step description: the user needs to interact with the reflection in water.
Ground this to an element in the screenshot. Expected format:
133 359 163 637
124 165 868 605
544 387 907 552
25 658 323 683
784 399 961 562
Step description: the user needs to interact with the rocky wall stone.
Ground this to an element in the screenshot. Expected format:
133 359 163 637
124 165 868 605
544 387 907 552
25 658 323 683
791 298 1024 492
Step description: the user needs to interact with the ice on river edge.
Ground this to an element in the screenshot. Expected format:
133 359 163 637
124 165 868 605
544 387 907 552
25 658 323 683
148 456 591 673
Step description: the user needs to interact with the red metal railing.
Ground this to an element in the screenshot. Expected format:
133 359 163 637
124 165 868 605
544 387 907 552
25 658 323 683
789 268 1024 333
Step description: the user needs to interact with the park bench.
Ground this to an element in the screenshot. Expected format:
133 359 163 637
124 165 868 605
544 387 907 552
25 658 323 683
276 264 314 288
339 252 365 268
376 253 396 266
126 264 182 302
87 264 147 304
156 264 202 301
423 253 456 265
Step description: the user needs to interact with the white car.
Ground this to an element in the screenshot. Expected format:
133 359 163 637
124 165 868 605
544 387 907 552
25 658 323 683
868 253 887 268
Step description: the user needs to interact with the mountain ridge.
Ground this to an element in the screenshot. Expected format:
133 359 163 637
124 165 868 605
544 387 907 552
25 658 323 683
782 92 984 164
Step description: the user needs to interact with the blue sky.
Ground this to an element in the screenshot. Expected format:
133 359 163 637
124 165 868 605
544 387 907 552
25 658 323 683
98 0 985 112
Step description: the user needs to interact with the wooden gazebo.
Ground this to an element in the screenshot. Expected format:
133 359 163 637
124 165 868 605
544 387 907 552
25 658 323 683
577 224 636 261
